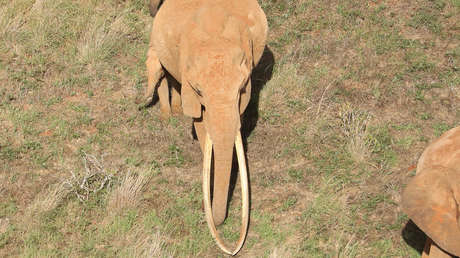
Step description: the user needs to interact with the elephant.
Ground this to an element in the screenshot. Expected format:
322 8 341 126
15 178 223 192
402 126 460 257
142 0 267 254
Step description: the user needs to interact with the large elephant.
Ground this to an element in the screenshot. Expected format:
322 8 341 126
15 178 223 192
402 126 460 257
142 0 267 254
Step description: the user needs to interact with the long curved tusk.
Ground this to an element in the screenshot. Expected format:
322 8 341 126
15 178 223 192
202 133 233 254
233 130 250 255
202 131 250 255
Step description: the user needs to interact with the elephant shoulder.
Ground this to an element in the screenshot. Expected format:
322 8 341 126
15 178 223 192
151 0 201 78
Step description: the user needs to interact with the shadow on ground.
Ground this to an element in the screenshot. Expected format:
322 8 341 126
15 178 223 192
402 219 460 258
402 219 427 255
241 46 275 139
226 46 275 216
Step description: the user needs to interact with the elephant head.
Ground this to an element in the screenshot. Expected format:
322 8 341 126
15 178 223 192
177 17 253 254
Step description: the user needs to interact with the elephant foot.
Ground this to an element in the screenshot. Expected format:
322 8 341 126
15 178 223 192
159 108 171 120
189 128 195 141
135 94 151 108
213 213 226 226
200 202 227 226
159 100 171 120
171 104 182 115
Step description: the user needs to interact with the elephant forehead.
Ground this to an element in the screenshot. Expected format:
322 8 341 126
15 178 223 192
209 57 225 76
206 92 238 105
196 55 241 77
193 39 243 58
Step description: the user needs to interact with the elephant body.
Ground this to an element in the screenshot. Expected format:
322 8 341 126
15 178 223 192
402 126 460 256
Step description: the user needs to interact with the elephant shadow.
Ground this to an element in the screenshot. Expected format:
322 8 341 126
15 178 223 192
241 46 275 139
401 220 427 255
401 219 460 257
226 46 275 211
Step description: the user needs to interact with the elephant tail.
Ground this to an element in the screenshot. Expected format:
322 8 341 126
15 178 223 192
148 0 164 17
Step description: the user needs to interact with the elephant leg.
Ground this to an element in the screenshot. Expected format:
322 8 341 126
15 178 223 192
422 238 452 258
239 79 252 114
193 117 206 152
422 237 431 258
144 48 165 108
157 77 170 120
170 78 182 115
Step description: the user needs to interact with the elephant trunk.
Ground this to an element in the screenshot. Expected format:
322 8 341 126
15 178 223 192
202 130 249 255
211 136 234 225
206 103 240 226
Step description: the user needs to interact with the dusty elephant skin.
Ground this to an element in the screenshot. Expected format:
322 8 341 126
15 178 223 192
143 0 268 254
402 126 460 257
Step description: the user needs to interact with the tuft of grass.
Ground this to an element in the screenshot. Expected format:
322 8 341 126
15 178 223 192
123 231 173 258
23 183 69 224
163 143 185 167
107 171 152 215
405 51 435 73
77 10 134 65
260 61 309 124
339 104 372 164
0 218 13 249
252 211 286 245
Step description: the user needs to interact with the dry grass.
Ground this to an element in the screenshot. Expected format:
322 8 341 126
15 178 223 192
127 231 173 258
0 0 459 256
107 171 152 215
339 103 372 164
23 182 69 223
269 246 292 258
0 218 9 235
77 8 133 65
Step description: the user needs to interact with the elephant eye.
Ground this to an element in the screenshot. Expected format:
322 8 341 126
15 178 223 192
188 81 202 97
195 88 202 97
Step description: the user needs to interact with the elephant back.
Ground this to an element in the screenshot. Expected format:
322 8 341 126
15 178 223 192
416 126 460 175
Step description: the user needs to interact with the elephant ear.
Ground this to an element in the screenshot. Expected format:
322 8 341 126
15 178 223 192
239 32 253 115
180 32 202 118
181 78 202 118
241 29 254 71
222 17 254 70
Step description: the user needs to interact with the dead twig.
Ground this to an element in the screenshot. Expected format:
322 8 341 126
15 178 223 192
62 152 113 202
316 81 334 117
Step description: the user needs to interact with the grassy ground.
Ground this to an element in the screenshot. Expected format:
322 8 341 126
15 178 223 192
0 0 459 257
